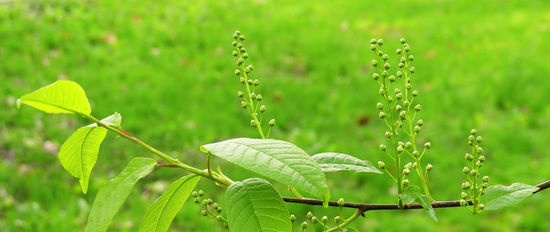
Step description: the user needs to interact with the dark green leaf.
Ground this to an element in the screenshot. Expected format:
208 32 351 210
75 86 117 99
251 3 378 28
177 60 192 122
225 178 291 232
312 152 381 173
85 157 157 232
139 174 201 232
201 138 329 204
481 183 539 210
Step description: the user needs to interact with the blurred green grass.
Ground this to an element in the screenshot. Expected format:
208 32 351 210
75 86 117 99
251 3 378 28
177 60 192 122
1 0 550 231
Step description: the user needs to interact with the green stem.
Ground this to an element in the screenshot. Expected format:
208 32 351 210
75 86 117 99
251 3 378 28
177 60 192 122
325 210 362 232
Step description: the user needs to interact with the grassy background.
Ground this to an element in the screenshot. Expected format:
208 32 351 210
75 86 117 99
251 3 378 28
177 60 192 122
1 0 550 231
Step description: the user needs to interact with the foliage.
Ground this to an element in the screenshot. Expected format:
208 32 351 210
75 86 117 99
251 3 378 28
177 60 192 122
14 30 547 231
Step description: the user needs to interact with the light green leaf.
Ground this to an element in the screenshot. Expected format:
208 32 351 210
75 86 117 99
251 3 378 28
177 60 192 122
59 124 107 194
139 174 200 232
17 80 91 115
100 112 122 127
85 157 157 232
481 183 539 210
312 152 381 174
201 138 330 205
401 186 437 222
225 178 291 232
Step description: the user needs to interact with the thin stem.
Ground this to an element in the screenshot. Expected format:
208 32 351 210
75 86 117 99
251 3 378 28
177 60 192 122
325 209 362 232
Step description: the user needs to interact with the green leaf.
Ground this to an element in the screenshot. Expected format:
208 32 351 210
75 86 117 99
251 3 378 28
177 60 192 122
139 174 201 232
401 186 437 222
481 183 539 210
201 138 330 204
85 157 157 232
57 113 120 194
59 123 108 194
17 80 91 115
225 178 291 232
312 152 381 174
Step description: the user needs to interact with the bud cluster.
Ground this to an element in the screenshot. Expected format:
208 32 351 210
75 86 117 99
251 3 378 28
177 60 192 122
370 38 433 203
292 199 351 231
459 129 489 214
192 189 227 228
232 31 275 138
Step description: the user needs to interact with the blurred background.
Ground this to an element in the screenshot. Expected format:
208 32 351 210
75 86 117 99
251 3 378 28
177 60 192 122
1 0 550 231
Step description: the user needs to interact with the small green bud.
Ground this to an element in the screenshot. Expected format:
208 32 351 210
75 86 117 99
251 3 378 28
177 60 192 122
301 221 308 229
396 92 403 100
377 39 384 45
373 73 380 80
290 214 296 222
398 62 405 68
239 34 245 41
385 131 392 138
462 182 472 190
403 179 410 187
240 101 247 109
256 94 263 101
311 216 318 224
387 96 393 103
321 216 328 223
399 110 406 119
378 111 386 119
242 52 249 59
379 87 385 96
306 211 313 219
476 136 483 143
370 44 377 50
424 142 431 149
384 62 391 70
382 54 389 60
478 204 485 210
482 176 489 182
403 100 410 107
470 129 478 135
396 70 403 77
478 155 485 162
239 76 245 83
412 90 418 97
416 119 424 126
237 91 244 98
402 168 410 175
400 38 406 44
476 146 484 154
370 38 377 44
378 161 385 169
405 141 412 149
462 166 470 174
268 118 276 127
259 105 266 113
397 145 404 153
247 79 254 85
198 190 205 196
470 169 478 176
381 70 388 77
234 69 241 76
475 160 482 168
337 198 345 207
388 75 396 82
236 58 244 65
412 150 419 158
404 44 410 52
409 67 415 73
461 192 468 199
201 199 209 206
396 48 402 54
371 60 378 67
464 153 474 161
460 199 468 206
406 83 412 90
426 163 433 171
212 202 220 209
232 50 238 57
233 31 241 38
250 119 256 127
408 55 414 61
395 104 403 112
334 216 342 223
414 125 421 133
377 102 384 110
232 41 238 47
253 79 260 86
201 209 208 216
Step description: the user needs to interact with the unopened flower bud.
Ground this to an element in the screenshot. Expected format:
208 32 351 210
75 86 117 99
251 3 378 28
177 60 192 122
409 67 415 73
408 55 414 61
462 182 472 190
253 79 260 86
388 75 396 82
306 211 313 219
337 198 345 207
396 48 402 54
464 153 474 161
461 192 468 199
259 105 266 112
250 120 256 127
321 216 328 223
240 101 247 108
403 179 410 187
382 54 389 61
256 94 263 101
412 150 419 158
399 110 406 119
470 129 478 135
378 161 385 169
237 91 244 98
377 102 384 110
334 216 342 223
379 88 385 96
398 62 405 68
405 141 412 149
482 176 489 182
412 90 418 97
379 112 386 119
396 70 403 77
370 44 377 50
242 52 249 59
426 163 433 171
397 145 404 153
470 169 478 176
402 168 410 175
414 125 421 133
462 167 470 174
396 92 403 100
414 104 421 111
290 214 296 222
377 39 384 45
371 60 378 67
268 119 276 127
424 142 431 149
372 73 380 80
416 119 424 126
403 100 410 107
385 131 392 138
478 155 485 162
379 144 386 152
370 38 377 44
476 136 483 143
400 38 406 44
460 199 468 206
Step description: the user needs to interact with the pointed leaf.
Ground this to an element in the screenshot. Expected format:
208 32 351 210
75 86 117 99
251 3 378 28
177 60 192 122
139 174 200 232
59 124 107 194
481 183 539 210
201 138 329 204
225 178 291 232
18 80 91 115
85 157 157 232
100 112 122 127
401 186 437 222
312 152 381 173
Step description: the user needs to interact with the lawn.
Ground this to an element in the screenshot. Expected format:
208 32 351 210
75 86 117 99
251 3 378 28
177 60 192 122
1 0 550 231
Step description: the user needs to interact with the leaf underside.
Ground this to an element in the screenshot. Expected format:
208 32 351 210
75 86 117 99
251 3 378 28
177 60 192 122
85 157 157 232
225 178 292 232
201 138 330 203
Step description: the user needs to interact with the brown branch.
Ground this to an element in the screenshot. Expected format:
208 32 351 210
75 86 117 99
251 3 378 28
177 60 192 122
283 179 550 212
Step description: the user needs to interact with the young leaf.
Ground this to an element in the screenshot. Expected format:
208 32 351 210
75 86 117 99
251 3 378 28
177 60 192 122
312 152 382 174
85 157 157 232
139 174 201 232
59 124 107 194
400 186 438 222
201 138 330 204
481 183 539 210
17 80 91 115
225 178 291 232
